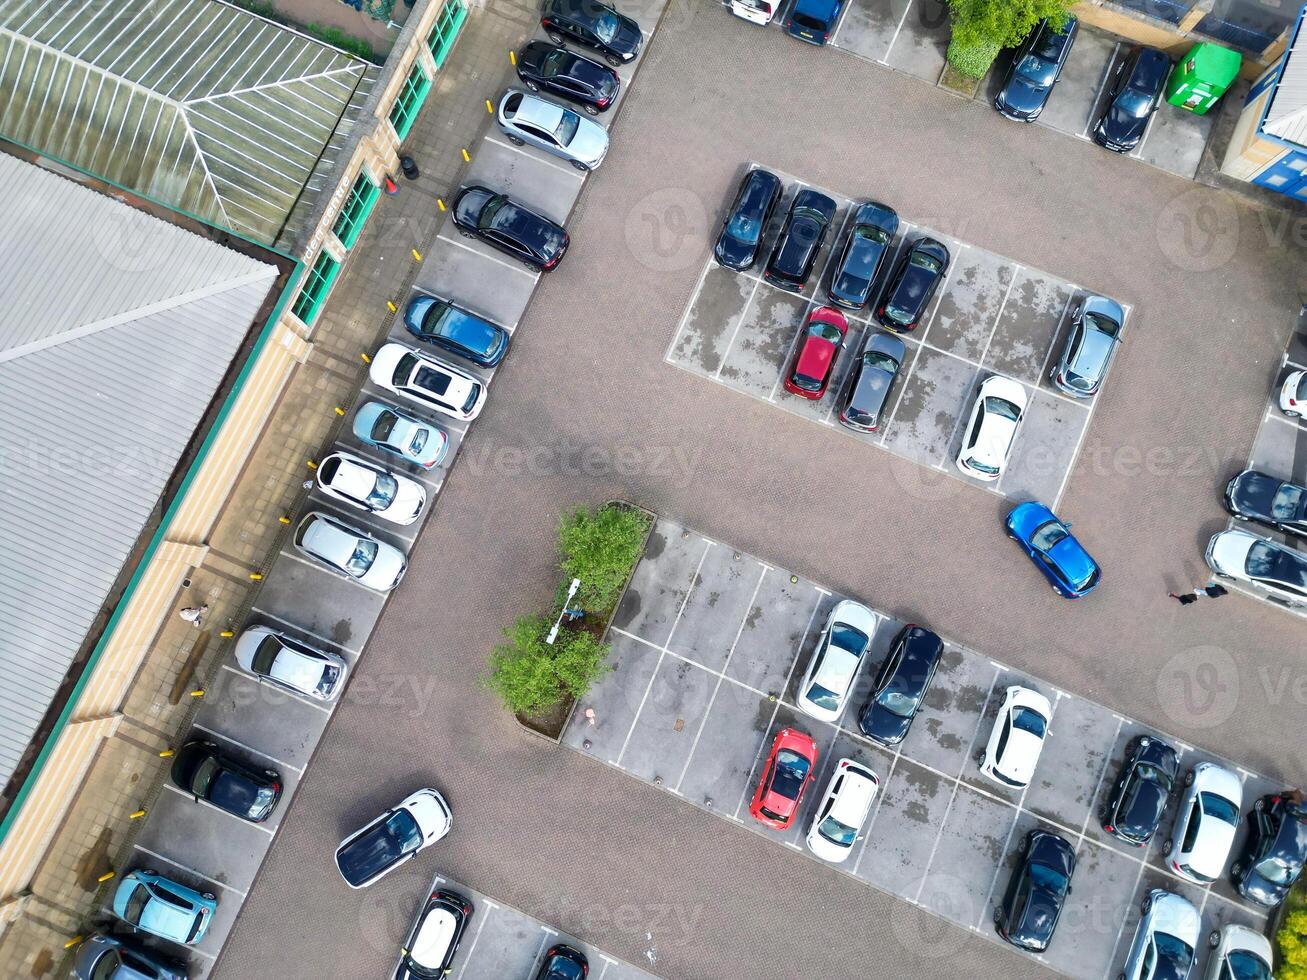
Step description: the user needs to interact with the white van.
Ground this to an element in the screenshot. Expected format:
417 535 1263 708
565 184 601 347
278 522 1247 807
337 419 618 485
729 0 777 25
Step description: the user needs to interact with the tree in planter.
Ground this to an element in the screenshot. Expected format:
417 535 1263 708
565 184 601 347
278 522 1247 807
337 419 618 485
557 504 651 616
945 0 1072 79
485 613 611 717
1280 908 1307 980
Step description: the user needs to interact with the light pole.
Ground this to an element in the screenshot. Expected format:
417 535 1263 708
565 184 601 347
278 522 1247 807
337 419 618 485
546 578 581 645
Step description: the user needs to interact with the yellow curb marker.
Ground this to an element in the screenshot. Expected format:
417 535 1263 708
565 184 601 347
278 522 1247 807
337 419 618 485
509 50 516 65
306 459 318 469
64 937 84 949
129 809 146 820
97 872 115 883
279 516 291 525
485 99 493 114
250 572 263 581
437 198 446 212
411 248 422 261
158 749 174 758
190 689 205 698
462 148 470 162
220 630 234 638
361 352 372 364
387 300 397 312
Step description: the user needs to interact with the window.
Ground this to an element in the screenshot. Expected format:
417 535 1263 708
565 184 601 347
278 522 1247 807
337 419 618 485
427 0 467 68
390 62 432 139
292 251 341 325
333 172 381 249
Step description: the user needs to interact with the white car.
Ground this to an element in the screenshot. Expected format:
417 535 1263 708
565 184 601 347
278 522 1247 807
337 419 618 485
369 343 486 422
1203 924 1273 980
1206 528 1307 605
334 788 452 889
977 686 1051 788
956 375 1027 481
233 626 348 702
1164 762 1242 883
728 0 777 24
316 451 426 526
294 511 407 592
497 89 608 171
1280 368 1307 418
796 599 879 722
1120 889 1199 980
806 759 879 863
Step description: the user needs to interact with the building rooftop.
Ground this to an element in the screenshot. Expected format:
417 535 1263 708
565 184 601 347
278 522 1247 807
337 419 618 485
0 0 379 248
1263 5 1307 145
0 154 280 790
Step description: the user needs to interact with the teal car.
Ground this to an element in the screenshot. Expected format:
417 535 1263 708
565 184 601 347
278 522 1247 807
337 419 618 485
112 870 217 945
352 400 449 470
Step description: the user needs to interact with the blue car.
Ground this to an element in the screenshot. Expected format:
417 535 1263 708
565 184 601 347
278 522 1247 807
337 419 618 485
403 292 509 368
112 869 217 945
1005 502 1100 598
352 401 449 470
785 0 843 44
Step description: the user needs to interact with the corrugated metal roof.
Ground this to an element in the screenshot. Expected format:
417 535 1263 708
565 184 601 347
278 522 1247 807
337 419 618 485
0 0 379 247
0 155 278 789
1263 7 1307 145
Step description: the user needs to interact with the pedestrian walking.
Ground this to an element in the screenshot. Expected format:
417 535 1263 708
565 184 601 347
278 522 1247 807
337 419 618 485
1204 584 1229 599
1169 582 1228 605
178 604 208 627
1169 592 1200 605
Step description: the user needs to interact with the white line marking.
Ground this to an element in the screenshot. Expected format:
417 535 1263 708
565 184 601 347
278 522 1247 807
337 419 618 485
1083 43 1121 138
188 724 304 773
219 664 333 715
247 608 363 657
881 0 915 65
484 134 588 179
715 276 762 380
161 783 277 834
664 258 714 365
131 846 247 897
436 232 541 278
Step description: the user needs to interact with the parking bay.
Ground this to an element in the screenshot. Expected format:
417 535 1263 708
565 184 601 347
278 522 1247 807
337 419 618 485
563 516 1278 979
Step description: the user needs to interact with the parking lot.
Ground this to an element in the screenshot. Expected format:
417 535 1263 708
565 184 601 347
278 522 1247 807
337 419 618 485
564 516 1279 978
666 164 1128 506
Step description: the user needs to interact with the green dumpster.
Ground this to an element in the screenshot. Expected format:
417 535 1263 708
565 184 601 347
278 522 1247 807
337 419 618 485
1165 43 1242 114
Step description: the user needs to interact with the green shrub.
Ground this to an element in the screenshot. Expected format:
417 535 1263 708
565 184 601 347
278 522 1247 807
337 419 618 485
1281 908 1307 978
945 0 1071 77
485 614 611 716
945 36 1002 77
558 505 651 615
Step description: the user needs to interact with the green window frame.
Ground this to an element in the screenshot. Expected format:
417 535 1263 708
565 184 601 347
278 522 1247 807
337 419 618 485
389 63 432 140
333 172 381 249
291 251 341 325
427 0 467 69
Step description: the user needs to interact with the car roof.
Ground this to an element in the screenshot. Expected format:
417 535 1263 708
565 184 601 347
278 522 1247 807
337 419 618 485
323 455 379 500
410 905 459 966
510 92 566 132
301 515 358 566
828 765 878 822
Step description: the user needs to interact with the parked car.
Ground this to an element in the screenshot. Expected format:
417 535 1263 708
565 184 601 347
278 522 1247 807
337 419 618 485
806 759 879 863
749 728 818 830
335 788 452 889
994 16 1078 121
294 511 407 592
1206 528 1307 605
451 185 569 272
714 167 784 271
72 933 186 980
785 0 843 44
402 291 509 367
728 0 778 24
233 626 348 702
1120 890 1199 980
112 870 217 946
515 40 619 115
1231 791 1307 907
1164 762 1242 883
1279 368 1307 417
369 342 487 422
875 237 949 332
797 599 879 722
839 331 905 432
534 944 589 980
170 739 281 823
764 189 838 292
1051 294 1123 397
1092 46 1169 152
316 450 426 526
1224 470 1307 538
497 89 608 171
994 829 1076 952
396 888 473 980
1203 924 1274 980
783 306 848 400
1100 735 1179 847
828 201 899 310
353 401 448 470
957 375 1027 481
1004 501 1101 598
540 0 641 66
858 625 943 745
977 686 1051 789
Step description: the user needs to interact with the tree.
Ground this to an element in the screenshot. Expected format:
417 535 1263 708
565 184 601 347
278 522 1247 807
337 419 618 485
485 613 611 717
945 0 1072 78
557 504 651 615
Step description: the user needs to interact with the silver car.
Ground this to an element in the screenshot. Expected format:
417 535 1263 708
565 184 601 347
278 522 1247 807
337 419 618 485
1051 295 1123 398
497 89 608 171
293 511 408 592
1120 889 1199 980
233 626 348 702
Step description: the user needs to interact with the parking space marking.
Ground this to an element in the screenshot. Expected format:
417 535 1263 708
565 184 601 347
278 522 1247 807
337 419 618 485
484 135 587 179
1082 43 1121 138
161 783 278 835
272 547 357 582
219 664 334 715
131 845 248 897
714 276 762 381
1130 103 1161 161
664 259 714 364
341 442 450 490
453 900 496 980
188 724 304 774
1267 409 1307 435
526 929 559 979
247 607 364 658
829 0 855 48
1035 293 1078 384
1103 859 1148 979
436 232 541 279
977 263 1021 367
880 0 916 65
1076 715 1122 848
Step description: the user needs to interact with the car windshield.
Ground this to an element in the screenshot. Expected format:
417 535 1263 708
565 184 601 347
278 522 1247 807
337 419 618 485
1030 520 1068 553
771 748 811 799
1253 855 1295 885
793 12 826 28
1117 88 1153 117
339 810 421 884
251 636 283 676
1155 933 1194 974
595 10 620 40
122 884 151 925
408 429 428 454
365 473 398 509
462 384 483 414
1085 311 1120 337
727 212 762 245
477 196 507 230
1248 541 1307 588
555 110 580 145
817 814 858 847
347 539 379 576
808 322 842 346
542 49 569 76
1200 791 1240 825
1028 861 1068 895
1272 483 1305 520
1225 950 1272 980
877 681 920 717
846 228 888 274
190 756 221 796
805 681 841 711
737 0 771 9
863 350 898 373
371 411 397 441
1135 762 1171 790
984 396 1021 422
1011 706 1046 737
1016 52 1056 85
830 622 869 654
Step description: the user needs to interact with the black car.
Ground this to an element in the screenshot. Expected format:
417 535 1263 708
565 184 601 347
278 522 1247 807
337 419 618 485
1100 735 1178 847
994 16 1078 121
170 739 281 823
994 830 1076 952
1092 46 1169 152
839 331 905 432
828 201 898 310
516 40 619 115
396 889 473 980
534 943 588 980
876 237 949 331
452 185 569 271
714 168 784 271
858 625 943 744
1232 792 1307 907
1225 470 1307 538
763 189 838 292
541 0 641 66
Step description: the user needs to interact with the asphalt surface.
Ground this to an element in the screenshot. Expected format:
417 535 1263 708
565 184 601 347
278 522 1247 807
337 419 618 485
215 3 1307 979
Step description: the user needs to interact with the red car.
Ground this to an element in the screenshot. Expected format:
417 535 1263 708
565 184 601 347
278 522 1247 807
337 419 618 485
749 728 819 829
783 306 847 399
